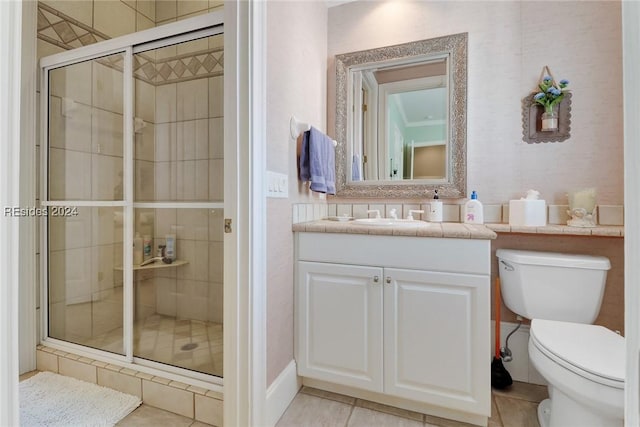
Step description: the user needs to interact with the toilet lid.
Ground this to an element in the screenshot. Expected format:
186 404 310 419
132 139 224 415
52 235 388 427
531 319 624 384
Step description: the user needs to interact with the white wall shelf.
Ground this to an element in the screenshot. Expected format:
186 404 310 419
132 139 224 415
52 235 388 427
115 260 189 271
485 224 624 238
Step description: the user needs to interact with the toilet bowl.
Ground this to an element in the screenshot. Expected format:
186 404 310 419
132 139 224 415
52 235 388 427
496 249 623 426
529 319 624 427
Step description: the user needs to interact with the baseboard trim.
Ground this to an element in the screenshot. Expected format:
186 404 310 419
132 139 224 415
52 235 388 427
265 360 301 427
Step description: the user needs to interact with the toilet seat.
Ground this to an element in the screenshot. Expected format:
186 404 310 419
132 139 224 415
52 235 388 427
530 319 624 389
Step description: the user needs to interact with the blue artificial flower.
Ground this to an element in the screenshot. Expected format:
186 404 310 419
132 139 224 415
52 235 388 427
546 87 555 93
552 88 562 96
559 79 569 85
534 92 545 100
543 76 552 83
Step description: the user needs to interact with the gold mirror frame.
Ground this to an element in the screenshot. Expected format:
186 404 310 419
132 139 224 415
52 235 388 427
335 33 468 198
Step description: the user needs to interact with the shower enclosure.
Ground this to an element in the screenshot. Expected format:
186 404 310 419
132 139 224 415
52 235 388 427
40 14 224 380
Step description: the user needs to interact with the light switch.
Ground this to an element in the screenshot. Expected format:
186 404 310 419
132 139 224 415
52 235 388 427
267 171 288 198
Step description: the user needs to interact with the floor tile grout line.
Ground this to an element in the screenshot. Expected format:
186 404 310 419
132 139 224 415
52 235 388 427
294 386 546 426
492 394 504 427
343 402 356 427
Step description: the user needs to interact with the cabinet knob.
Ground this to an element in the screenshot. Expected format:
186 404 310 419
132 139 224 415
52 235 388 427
373 276 379 283
386 276 392 284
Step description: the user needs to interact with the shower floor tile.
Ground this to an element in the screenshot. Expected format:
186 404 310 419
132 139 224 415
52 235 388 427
61 313 223 377
134 314 223 377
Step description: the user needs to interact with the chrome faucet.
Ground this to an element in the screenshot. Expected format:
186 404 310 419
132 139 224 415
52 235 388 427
407 210 424 220
389 209 398 220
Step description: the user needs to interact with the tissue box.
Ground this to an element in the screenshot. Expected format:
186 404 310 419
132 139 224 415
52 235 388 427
509 200 547 227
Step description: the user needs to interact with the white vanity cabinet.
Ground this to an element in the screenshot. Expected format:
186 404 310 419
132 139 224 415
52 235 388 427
297 261 384 392
295 232 491 424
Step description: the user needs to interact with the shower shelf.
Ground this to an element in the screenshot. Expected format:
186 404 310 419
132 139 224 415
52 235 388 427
115 260 189 271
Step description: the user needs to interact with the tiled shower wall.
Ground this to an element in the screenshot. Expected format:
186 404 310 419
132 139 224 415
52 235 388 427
137 34 225 324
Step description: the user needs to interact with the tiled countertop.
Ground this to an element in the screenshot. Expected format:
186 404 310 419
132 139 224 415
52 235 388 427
292 220 497 240
293 220 625 239
485 223 624 237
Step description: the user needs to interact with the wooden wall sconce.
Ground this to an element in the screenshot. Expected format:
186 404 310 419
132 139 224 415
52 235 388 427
522 92 571 143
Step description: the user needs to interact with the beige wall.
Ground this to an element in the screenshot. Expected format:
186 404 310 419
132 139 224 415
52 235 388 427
325 1 625 336
266 1 328 385
328 1 623 205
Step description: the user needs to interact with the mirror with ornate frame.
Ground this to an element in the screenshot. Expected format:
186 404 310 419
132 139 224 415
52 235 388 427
334 33 467 198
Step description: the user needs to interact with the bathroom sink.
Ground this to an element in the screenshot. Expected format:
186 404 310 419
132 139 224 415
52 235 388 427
353 218 426 227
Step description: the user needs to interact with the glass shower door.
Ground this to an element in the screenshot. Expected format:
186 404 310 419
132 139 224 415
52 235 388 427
44 24 224 380
47 53 126 355
132 34 224 377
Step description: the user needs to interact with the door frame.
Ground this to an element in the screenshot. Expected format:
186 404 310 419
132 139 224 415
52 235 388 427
622 1 640 424
1 0 25 424
223 1 267 425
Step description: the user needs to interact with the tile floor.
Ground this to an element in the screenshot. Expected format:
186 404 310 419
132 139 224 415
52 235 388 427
116 404 213 426
20 369 546 427
276 382 548 427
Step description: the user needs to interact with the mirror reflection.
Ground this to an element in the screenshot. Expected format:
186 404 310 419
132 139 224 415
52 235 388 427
353 58 448 181
335 33 467 198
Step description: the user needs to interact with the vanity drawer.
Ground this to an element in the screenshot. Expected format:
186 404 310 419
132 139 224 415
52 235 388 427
296 232 490 275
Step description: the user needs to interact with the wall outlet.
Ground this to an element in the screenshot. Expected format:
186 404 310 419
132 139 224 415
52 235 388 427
267 171 288 198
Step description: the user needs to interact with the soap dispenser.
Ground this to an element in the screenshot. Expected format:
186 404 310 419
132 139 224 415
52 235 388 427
428 190 443 222
464 191 484 224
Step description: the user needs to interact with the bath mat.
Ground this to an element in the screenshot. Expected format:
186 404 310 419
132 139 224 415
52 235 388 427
20 371 141 426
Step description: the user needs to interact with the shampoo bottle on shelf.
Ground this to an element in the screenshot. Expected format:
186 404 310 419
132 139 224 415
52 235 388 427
464 191 484 224
143 235 152 260
133 233 143 265
165 234 176 261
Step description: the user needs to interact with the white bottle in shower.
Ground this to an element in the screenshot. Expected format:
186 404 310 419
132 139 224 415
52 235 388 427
165 234 176 261
133 233 143 265
143 235 152 260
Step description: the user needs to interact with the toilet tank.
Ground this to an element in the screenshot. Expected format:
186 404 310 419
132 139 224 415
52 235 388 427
496 249 611 324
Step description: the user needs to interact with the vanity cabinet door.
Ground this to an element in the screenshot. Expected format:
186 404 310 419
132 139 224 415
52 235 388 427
383 268 490 416
297 261 384 392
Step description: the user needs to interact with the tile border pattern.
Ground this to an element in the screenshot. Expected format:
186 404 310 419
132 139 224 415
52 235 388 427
38 2 109 50
36 345 222 426
38 3 224 87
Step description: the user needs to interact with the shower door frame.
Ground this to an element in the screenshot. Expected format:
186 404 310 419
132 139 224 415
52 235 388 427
39 13 228 387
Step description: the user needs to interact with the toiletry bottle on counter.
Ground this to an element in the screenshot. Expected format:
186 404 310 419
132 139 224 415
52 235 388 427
464 191 484 224
133 233 143 265
165 234 176 261
428 189 443 222
143 235 152 260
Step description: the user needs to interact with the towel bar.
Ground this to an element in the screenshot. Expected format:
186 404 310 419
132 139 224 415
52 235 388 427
290 116 337 146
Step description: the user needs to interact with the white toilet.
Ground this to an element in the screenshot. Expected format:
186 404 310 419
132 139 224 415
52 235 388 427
496 249 624 427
